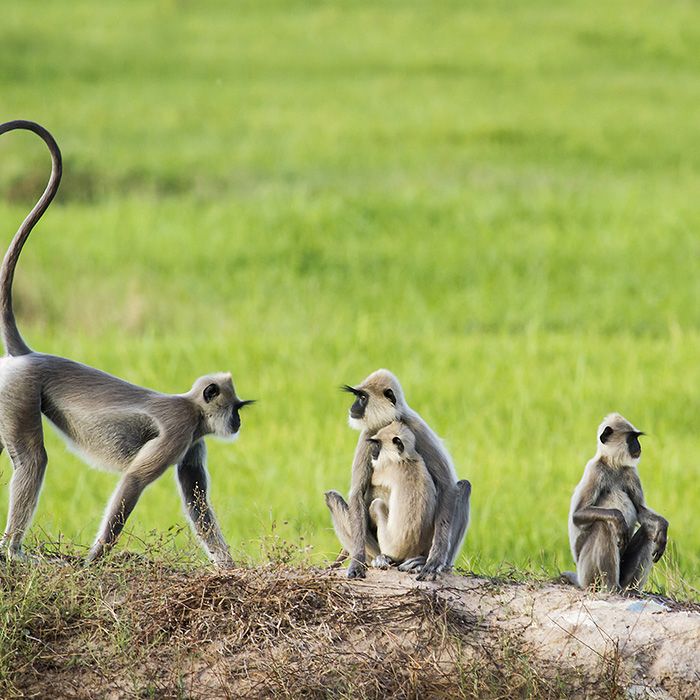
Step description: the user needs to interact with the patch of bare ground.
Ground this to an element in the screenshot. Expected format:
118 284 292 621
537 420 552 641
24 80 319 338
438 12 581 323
1 556 698 699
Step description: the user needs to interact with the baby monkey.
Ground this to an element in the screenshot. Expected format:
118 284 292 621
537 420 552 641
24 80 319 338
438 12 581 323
566 413 668 592
367 421 436 568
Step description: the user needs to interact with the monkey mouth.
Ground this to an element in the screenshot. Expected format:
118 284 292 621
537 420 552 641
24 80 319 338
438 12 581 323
228 414 241 434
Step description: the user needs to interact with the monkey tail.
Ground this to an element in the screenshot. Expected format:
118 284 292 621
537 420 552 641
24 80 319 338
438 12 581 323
0 120 62 356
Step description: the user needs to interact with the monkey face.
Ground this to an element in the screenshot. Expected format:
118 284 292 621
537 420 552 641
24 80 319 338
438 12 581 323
194 373 254 441
369 421 417 467
343 385 369 420
625 431 642 459
343 369 403 431
597 413 644 466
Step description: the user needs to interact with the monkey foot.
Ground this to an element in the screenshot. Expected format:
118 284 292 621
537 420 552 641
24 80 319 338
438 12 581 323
416 560 447 581
397 556 426 573
371 554 396 569
347 559 367 579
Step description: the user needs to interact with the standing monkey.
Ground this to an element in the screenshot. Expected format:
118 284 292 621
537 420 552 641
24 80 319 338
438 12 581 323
325 369 471 580
367 421 437 568
566 413 668 591
0 120 253 565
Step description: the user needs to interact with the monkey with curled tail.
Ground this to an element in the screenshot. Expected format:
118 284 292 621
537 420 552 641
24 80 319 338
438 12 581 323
0 120 253 565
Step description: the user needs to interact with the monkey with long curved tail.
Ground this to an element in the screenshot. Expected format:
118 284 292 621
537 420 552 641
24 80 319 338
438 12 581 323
0 120 252 564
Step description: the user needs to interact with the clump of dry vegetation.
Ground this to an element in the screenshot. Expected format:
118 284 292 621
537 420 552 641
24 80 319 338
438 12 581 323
0 539 646 700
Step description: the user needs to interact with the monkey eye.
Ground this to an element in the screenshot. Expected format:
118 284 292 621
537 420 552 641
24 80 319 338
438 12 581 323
203 383 220 403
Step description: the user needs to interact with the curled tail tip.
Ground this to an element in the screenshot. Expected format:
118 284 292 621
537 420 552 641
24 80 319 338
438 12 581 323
1 119 61 359
561 571 579 587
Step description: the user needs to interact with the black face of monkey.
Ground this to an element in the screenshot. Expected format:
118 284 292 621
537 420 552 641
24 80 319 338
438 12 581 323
367 438 381 460
626 431 643 459
228 399 255 434
600 424 643 459
343 385 369 419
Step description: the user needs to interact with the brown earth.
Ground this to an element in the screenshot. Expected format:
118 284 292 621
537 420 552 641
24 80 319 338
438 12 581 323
2 560 699 699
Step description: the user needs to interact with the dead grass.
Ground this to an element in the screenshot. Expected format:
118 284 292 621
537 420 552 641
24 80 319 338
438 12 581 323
0 538 650 700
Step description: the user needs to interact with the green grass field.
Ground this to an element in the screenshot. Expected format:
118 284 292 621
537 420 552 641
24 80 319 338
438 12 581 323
1 0 699 593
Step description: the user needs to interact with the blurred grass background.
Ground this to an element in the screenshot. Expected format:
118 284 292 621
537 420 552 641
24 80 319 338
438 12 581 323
1 0 699 592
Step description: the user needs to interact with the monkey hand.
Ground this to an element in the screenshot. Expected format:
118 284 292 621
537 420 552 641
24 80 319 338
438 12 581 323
416 558 446 582
651 519 669 562
611 511 629 550
347 559 367 579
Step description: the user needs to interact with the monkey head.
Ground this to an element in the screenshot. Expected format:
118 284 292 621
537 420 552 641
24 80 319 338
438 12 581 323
367 421 419 468
190 373 254 441
596 413 644 467
342 369 406 431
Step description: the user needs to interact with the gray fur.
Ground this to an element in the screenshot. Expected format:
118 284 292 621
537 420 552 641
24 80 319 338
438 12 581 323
0 120 249 565
326 369 471 581
566 413 668 592
367 422 436 566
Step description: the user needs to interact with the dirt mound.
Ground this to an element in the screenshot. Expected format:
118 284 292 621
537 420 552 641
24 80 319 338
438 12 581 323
1 560 698 698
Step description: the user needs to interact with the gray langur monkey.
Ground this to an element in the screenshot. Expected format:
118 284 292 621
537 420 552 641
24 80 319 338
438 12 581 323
565 413 668 592
0 120 253 565
366 421 436 569
325 369 471 581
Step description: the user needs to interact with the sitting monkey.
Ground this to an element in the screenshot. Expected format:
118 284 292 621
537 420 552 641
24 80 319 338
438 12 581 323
566 413 668 591
366 421 437 568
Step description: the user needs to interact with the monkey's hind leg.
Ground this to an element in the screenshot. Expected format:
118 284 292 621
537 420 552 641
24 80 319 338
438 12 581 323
619 525 661 591
447 479 472 567
0 410 48 560
576 522 621 592
324 490 380 561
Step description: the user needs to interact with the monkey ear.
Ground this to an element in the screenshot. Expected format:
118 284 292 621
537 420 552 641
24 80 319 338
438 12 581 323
600 426 614 444
203 383 220 403
384 388 396 405
392 436 404 454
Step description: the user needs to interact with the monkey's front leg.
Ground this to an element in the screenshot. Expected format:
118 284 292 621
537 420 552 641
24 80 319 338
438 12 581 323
86 438 183 564
176 440 233 567
573 507 630 551
368 497 396 569
86 472 148 563
637 507 669 563
417 486 457 581
348 489 369 578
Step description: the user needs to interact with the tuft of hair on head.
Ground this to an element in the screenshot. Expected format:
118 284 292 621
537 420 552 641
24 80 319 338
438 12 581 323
597 412 641 441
